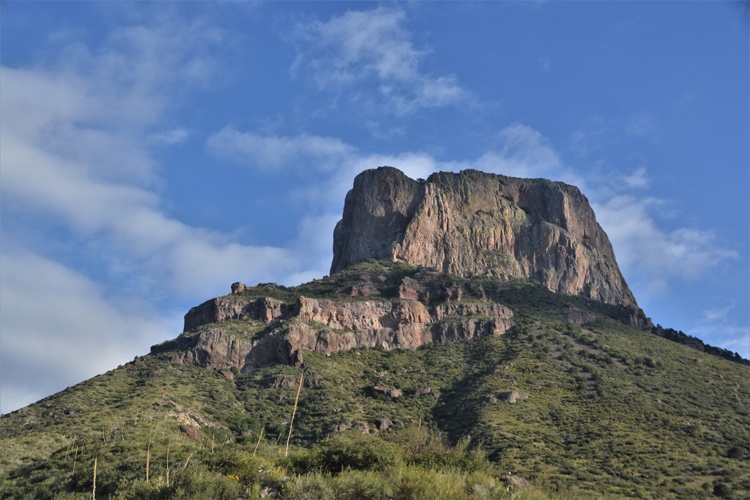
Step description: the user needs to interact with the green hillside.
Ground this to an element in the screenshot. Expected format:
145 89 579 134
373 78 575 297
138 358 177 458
2 262 749 499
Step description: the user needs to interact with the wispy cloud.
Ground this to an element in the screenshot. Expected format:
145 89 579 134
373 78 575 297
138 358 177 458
688 302 750 358
289 6 472 115
0 15 302 413
594 195 737 296
0 250 178 413
625 111 658 137
149 128 191 145
206 127 356 172
621 167 649 188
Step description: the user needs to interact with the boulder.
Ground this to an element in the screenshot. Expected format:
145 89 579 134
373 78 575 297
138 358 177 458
415 386 431 396
498 391 528 403
376 418 392 430
500 475 530 491
353 422 369 433
179 424 201 443
373 386 402 398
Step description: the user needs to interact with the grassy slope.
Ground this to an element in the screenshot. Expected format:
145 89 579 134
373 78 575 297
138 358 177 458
1 265 749 499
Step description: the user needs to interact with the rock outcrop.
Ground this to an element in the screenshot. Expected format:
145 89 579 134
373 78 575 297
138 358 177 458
156 289 514 373
331 167 637 307
184 297 290 333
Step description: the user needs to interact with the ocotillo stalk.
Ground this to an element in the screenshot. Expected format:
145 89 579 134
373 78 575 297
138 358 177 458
182 453 193 469
253 426 264 457
166 437 171 487
285 373 304 457
72 445 79 477
92 458 97 499
146 420 155 482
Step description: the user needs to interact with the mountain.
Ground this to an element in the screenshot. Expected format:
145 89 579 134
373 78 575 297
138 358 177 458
332 167 637 308
1 169 748 500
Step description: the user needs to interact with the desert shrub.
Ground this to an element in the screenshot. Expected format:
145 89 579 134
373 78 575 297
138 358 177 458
385 424 447 457
412 436 492 474
728 446 747 460
113 465 243 500
316 432 406 472
331 470 391 500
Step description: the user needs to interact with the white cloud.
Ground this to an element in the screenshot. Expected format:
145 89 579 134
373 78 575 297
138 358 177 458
0 14 305 412
149 128 191 145
290 6 471 115
688 302 750 358
622 167 648 188
206 127 355 172
539 56 551 72
594 195 737 296
0 251 178 414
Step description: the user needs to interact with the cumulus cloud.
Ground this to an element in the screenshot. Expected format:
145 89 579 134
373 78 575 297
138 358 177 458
290 6 471 115
594 195 737 296
0 251 178 413
1 69 296 297
0 14 301 413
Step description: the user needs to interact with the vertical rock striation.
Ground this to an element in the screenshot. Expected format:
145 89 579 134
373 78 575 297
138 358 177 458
331 167 637 307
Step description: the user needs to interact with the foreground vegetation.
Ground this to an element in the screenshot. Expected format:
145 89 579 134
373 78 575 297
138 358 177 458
2 263 749 499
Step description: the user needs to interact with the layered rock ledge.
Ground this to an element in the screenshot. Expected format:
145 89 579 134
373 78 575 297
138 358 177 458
155 288 513 373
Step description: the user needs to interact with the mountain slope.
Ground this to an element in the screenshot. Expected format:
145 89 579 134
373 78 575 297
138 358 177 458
2 261 749 499
2 167 748 500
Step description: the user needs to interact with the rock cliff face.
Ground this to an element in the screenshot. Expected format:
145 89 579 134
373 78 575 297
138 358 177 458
331 167 637 307
160 291 514 373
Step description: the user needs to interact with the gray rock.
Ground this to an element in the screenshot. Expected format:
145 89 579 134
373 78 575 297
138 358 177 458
415 387 431 396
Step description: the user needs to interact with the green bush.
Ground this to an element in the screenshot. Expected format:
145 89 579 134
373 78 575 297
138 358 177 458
317 433 406 472
113 465 243 500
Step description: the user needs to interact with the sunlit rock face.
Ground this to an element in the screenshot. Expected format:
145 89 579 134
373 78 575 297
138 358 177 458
331 167 637 307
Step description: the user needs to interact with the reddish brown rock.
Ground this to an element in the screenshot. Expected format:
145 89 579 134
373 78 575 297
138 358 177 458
231 282 248 294
179 424 201 443
184 297 291 332
397 277 421 301
331 167 637 307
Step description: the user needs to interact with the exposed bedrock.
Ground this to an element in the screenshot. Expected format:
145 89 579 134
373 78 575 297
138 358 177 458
164 295 513 372
331 167 637 307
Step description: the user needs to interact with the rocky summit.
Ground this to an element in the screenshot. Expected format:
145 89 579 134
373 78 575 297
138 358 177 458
331 167 636 307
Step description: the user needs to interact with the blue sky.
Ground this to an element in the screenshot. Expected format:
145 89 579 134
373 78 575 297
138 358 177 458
1 1 748 413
